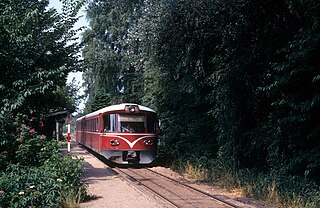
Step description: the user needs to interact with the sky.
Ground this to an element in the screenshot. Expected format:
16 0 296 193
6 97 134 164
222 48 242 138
49 0 88 111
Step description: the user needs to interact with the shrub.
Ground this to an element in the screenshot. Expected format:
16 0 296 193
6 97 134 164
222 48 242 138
0 164 64 208
42 153 86 194
0 115 16 171
0 117 86 207
0 114 87 207
14 120 60 167
0 154 86 208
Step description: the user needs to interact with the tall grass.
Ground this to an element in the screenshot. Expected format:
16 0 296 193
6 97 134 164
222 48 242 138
170 159 320 208
60 186 86 208
184 161 209 181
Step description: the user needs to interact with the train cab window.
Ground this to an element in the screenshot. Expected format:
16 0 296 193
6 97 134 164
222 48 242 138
118 114 145 133
103 114 116 132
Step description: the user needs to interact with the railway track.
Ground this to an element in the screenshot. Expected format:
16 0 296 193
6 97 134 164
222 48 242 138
115 167 242 208
79 143 251 207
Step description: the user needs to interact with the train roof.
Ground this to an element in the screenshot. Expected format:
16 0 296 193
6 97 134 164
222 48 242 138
76 103 156 121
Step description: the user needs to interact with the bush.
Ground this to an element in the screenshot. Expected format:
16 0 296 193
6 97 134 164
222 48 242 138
0 114 86 208
0 164 63 208
0 115 16 171
0 154 86 208
42 153 86 194
14 119 60 167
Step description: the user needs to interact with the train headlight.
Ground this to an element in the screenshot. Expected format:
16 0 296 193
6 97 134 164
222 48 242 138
144 140 153 146
110 140 120 146
125 105 140 113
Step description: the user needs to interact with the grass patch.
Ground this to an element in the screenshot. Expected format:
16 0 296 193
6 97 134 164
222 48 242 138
169 159 320 208
184 161 209 181
60 186 86 208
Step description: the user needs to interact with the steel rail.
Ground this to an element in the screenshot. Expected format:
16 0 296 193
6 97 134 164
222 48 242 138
78 143 241 208
114 167 180 208
115 167 240 208
146 168 241 208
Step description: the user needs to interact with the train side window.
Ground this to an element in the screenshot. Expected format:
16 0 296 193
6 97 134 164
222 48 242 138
110 114 116 132
103 114 116 132
92 119 94 132
93 119 95 132
103 115 110 132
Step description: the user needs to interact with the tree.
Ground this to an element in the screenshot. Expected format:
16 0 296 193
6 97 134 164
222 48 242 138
0 0 84 117
265 0 320 182
82 0 145 108
80 0 320 186
87 90 111 112
0 0 84 169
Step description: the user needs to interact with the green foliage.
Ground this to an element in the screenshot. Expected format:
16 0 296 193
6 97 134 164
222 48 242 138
85 90 111 113
0 154 85 208
42 154 85 194
0 1 87 207
82 0 147 108
81 0 320 206
0 164 64 208
15 126 58 167
0 115 86 208
148 0 320 185
263 0 320 181
220 167 320 208
0 0 84 116
0 112 87 207
0 114 16 171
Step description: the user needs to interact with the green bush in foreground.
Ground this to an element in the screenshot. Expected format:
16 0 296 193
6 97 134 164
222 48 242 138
0 153 86 208
0 115 86 208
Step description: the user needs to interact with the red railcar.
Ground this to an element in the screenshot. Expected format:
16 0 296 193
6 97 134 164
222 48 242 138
76 103 159 164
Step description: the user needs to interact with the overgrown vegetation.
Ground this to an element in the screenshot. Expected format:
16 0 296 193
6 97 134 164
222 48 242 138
171 159 320 208
80 0 320 207
0 115 86 207
0 0 87 207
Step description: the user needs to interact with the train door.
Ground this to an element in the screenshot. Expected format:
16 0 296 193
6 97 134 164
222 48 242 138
101 114 116 152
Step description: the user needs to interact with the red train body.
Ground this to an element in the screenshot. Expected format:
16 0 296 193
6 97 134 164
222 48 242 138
76 103 159 164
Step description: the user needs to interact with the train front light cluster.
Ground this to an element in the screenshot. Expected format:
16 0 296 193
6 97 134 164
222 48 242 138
144 140 154 146
124 105 140 113
110 139 120 146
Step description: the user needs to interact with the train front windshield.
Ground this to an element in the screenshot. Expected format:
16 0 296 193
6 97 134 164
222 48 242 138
117 113 158 133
